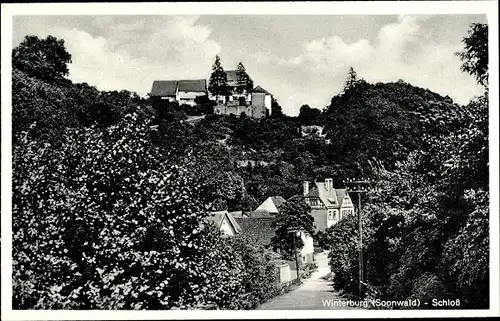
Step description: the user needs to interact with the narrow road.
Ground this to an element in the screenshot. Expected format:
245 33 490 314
257 251 363 310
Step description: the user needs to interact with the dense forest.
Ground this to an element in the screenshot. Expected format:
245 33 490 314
11 22 489 309
322 22 489 309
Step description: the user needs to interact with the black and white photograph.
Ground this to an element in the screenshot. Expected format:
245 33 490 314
1 1 498 319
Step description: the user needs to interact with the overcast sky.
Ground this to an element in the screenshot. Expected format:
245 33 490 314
13 14 487 115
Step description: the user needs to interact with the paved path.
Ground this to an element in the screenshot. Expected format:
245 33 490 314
257 251 363 310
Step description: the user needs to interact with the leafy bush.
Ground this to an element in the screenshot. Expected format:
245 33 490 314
12 113 248 309
226 235 280 309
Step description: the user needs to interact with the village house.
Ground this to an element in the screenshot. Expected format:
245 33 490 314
150 79 208 106
150 69 272 119
303 178 355 232
211 69 272 119
213 85 272 119
251 85 273 112
226 70 252 102
234 209 314 264
208 210 241 237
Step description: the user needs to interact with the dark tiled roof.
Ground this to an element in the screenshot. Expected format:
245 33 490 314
252 85 271 95
150 80 178 96
248 209 273 218
177 79 207 92
151 79 207 96
234 217 276 247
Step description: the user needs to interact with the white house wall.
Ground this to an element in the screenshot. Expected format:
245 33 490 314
219 217 235 237
264 95 272 109
300 232 314 264
178 91 206 106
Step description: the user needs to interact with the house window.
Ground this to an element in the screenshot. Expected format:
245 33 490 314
328 210 333 220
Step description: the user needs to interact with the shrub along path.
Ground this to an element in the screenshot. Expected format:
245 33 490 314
256 251 362 310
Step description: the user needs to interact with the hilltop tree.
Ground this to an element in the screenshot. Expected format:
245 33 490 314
456 23 488 87
235 62 254 94
298 104 322 126
271 195 315 259
343 67 360 92
12 35 72 83
208 55 229 100
271 97 284 118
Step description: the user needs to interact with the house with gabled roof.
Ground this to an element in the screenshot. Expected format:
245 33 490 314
234 193 315 265
150 80 179 102
303 178 355 232
150 79 207 106
251 85 272 114
255 196 286 215
208 210 241 237
213 83 271 119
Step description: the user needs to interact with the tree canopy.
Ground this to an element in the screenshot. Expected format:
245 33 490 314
208 55 229 98
298 104 322 126
324 21 489 308
235 62 254 94
342 67 361 92
13 35 72 83
456 23 488 87
271 195 315 259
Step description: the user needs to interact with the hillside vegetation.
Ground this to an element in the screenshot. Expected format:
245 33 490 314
11 22 489 309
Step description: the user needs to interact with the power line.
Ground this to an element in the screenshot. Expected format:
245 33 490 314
343 177 374 298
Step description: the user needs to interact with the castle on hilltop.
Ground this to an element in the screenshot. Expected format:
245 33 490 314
149 69 273 119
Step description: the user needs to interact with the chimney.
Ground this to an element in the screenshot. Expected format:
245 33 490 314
303 181 309 196
325 178 333 191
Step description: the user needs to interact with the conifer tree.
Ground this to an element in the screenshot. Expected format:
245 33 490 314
235 62 253 94
208 55 229 100
343 67 360 92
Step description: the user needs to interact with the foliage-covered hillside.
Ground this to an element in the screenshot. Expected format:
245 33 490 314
11 35 283 310
12 48 478 209
322 79 468 179
12 21 489 309
322 22 489 309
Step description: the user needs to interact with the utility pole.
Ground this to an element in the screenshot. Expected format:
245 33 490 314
289 228 301 283
343 177 373 298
